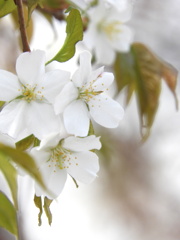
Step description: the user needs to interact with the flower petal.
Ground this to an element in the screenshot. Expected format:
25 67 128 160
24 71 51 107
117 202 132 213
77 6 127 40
0 133 15 147
108 25 133 52
62 135 101 152
26 101 61 140
86 66 104 88
0 70 21 101
38 133 61 151
95 35 116 65
0 100 28 139
67 151 99 184
72 51 92 87
54 82 78 115
16 50 45 86
35 163 67 199
63 100 90 137
41 69 71 103
92 72 114 91
89 94 124 128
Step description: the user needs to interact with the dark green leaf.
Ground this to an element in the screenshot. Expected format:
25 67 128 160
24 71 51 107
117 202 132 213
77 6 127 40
16 134 35 151
43 197 53 225
47 8 83 64
0 154 18 209
114 43 178 140
0 0 16 18
0 144 46 191
0 191 18 236
34 195 43 226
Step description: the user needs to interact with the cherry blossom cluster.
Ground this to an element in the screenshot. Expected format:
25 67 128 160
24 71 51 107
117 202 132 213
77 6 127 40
71 0 134 65
0 50 124 199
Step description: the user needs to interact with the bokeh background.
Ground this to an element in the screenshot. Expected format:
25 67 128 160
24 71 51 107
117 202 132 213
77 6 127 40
1 0 180 239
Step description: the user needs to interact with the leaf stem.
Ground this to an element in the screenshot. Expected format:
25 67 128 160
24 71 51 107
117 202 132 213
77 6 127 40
14 0 30 52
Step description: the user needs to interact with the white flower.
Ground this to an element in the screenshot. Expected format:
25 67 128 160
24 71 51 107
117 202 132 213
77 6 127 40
0 132 15 147
0 50 70 140
31 133 101 198
84 1 133 65
54 51 124 137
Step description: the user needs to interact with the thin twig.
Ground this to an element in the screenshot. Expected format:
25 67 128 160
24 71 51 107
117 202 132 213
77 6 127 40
14 0 30 52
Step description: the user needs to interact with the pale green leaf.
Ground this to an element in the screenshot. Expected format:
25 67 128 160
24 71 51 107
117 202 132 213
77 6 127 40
0 101 5 108
0 144 46 190
16 134 35 151
47 8 83 64
0 191 18 236
0 154 18 209
43 197 53 225
34 195 43 226
0 0 16 18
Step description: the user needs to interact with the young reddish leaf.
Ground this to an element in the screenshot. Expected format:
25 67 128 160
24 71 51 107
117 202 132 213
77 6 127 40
114 43 178 140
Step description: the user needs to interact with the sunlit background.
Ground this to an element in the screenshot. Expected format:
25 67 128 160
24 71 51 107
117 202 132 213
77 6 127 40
1 0 180 239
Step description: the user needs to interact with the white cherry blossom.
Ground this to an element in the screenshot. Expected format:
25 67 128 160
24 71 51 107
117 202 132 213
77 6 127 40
0 50 70 140
31 133 101 198
54 51 124 137
84 1 133 65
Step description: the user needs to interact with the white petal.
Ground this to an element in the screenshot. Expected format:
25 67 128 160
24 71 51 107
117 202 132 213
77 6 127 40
89 94 124 128
54 82 78 115
95 36 116 65
0 133 15 147
83 23 98 49
41 69 71 103
72 51 92 87
62 135 101 152
0 100 28 139
31 148 51 166
35 163 67 199
26 101 61 139
86 66 104 88
38 133 61 151
16 50 45 86
0 70 21 101
108 3 133 22
63 100 90 137
92 72 114 91
67 151 99 184
109 25 133 52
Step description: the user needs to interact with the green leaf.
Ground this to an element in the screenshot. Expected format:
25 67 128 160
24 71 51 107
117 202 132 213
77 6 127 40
43 197 53 225
47 8 83 64
34 195 43 226
0 0 16 18
0 144 46 191
26 0 42 22
0 101 5 108
0 191 18 236
0 154 18 209
114 43 178 140
16 134 35 151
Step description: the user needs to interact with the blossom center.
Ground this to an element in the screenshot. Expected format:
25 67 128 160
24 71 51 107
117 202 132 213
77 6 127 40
18 84 44 103
48 144 78 171
79 80 103 102
99 20 121 39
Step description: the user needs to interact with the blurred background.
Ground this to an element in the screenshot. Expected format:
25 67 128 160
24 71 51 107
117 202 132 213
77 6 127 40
1 0 180 239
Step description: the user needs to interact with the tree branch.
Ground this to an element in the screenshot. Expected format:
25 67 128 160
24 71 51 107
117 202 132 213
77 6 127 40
14 0 30 52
